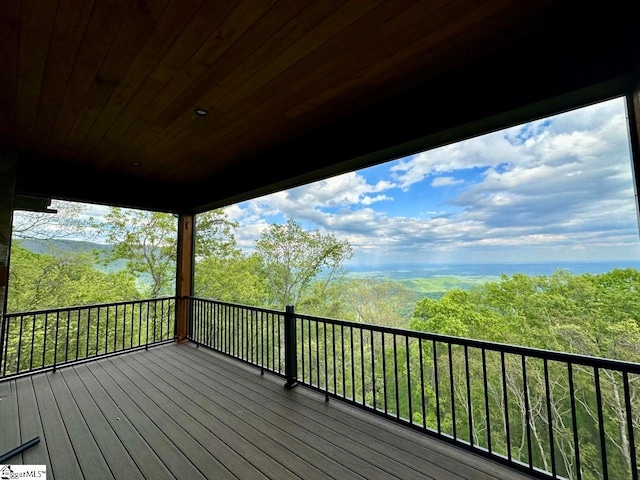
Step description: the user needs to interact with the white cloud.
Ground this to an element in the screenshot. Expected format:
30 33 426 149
222 97 640 263
431 176 464 187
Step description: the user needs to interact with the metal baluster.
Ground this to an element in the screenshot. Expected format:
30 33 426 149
122 303 126 351
29 315 36 371
351 327 356 401
316 320 320 388
325 322 329 399
76 309 82 360
406 335 412 424
543 359 556 477
341 325 346 398
433 340 441 434
360 328 365 406
114 304 118 352
419 338 426 429
623 371 638 480
52 312 60 371
87 308 92 357
371 329 376 411
522 355 532 470
501 351 511 462
482 349 492 454
594 367 607 479
568 363 582 480
16 315 24 373
465 346 473 446
449 343 456 439
301 316 305 382
95 307 101 355
382 332 388 414
333 324 337 394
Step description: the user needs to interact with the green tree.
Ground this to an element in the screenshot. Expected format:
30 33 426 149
409 269 640 479
195 252 268 305
97 208 177 297
97 207 241 298
12 199 91 241
193 210 269 305
7 243 139 312
339 278 417 327
255 219 353 309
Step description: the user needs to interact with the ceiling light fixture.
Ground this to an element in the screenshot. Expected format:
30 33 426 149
195 108 208 116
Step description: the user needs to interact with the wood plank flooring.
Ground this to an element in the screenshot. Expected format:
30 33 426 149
0 342 537 480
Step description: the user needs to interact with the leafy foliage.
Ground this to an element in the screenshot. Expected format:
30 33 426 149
255 219 353 308
7 243 139 312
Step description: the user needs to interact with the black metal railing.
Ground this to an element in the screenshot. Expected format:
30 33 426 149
188 297 286 377
187 297 640 480
0 297 176 378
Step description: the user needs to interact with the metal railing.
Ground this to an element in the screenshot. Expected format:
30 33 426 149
0 297 176 378
187 297 640 480
188 297 286 377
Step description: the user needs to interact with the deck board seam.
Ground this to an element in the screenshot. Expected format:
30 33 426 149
14 379 24 465
59 367 147 480
164 342 530 480
57 365 134 480
112 354 297 480
75 363 181 479
44 372 92 479
144 346 427 480
100 359 264 478
120 351 352 480
156 345 453 478
85 360 211 480
138 349 374 480
97 358 239 480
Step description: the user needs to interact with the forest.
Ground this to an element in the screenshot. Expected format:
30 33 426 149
3 203 640 479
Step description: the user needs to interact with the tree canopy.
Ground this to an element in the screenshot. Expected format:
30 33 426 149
255 219 353 309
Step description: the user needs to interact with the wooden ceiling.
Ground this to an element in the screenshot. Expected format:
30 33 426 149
2 0 639 213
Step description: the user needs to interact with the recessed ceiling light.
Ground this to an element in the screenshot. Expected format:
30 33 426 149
195 108 208 116
131 162 141 167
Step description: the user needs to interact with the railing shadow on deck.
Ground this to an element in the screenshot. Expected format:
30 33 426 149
186 297 640 480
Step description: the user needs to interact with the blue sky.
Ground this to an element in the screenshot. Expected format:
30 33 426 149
32 96 640 267
224 96 640 266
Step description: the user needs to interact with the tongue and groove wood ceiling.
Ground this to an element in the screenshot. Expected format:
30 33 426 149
2 0 639 213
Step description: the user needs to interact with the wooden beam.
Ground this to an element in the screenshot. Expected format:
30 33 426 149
175 213 194 342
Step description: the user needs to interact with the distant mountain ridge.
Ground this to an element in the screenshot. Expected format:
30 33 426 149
14 238 126 272
15 238 113 256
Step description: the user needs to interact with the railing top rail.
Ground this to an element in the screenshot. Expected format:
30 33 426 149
4 296 178 318
187 296 283 317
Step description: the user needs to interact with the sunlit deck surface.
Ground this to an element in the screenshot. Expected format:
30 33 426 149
0 342 537 480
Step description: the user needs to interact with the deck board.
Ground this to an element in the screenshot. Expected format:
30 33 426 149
15 378 48 469
0 342 538 480
0 380 22 465
57 367 144 480
31 373 84 479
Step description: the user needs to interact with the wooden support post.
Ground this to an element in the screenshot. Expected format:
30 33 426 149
175 213 194 342
0 149 16 372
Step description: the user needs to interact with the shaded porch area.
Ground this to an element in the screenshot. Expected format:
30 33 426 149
0 342 535 480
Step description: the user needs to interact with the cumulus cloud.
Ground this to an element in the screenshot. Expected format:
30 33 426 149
232 97 640 263
431 176 464 187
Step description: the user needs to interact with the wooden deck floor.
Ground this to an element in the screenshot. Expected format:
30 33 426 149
0 342 538 480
